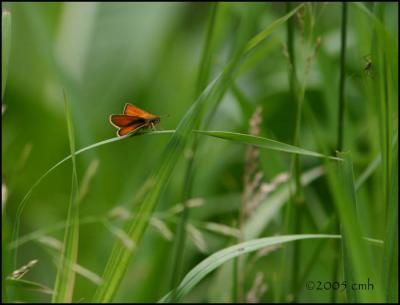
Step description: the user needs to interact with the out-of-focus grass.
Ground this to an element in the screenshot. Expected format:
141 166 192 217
1 2 398 303
2 8 12 302
169 3 220 299
51 92 79 302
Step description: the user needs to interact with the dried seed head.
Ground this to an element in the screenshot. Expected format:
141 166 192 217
246 272 268 303
11 259 39 279
305 36 322 78
242 107 264 219
108 206 130 220
296 7 306 44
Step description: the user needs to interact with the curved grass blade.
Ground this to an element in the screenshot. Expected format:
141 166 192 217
10 130 175 271
11 126 336 261
7 278 53 295
2 9 11 100
207 166 323 301
51 92 79 302
159 234 340 303
195 131 341 160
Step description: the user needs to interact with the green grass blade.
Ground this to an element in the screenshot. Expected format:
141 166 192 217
51 91 79 302
2 9 11 100
382 144 398 302
355 136 398 192
244 3 304 53
2 12 12 295
353 2 395 38
195 130 341 160
337 2 348 152
7 278 53 296
355 154 381 189
158 234 340 303
1 12 12 299
195 3 218 97
326 152 384 302
363 4 398 302
331 4 348 302
10 130 175 271
337 154 358 303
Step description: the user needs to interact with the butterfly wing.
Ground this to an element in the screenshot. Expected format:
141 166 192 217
124 103 155 119
117 121 146 136
109 114 144 128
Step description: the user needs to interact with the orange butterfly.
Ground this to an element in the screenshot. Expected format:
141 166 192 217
109 103 161 137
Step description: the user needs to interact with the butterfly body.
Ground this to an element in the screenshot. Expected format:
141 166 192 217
109 103 161 137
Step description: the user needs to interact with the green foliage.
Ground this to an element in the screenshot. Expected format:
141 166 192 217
2 2 397 303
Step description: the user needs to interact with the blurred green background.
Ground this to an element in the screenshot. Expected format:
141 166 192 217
2 2 398 303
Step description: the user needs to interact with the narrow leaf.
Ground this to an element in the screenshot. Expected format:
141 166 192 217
7 278 53 295
244 3 304 53
159 234 340 303
325 151 384 302
52 91 79 302
196 131 341 160
382 144 398 302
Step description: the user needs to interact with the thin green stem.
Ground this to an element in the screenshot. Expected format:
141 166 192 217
337 2 348 151
285 2 304 302
332 3 347 302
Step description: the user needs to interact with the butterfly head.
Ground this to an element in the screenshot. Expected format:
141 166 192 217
151 117 161 124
